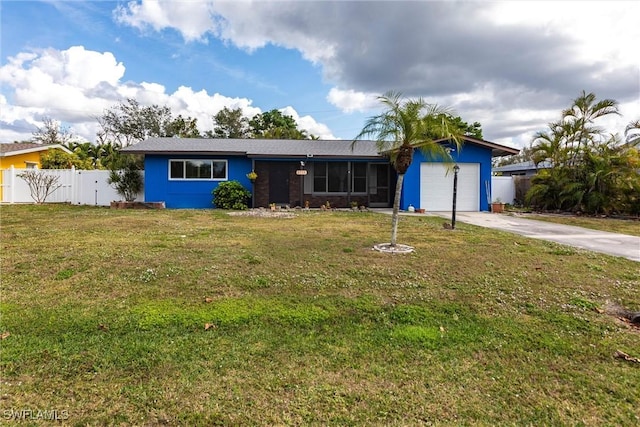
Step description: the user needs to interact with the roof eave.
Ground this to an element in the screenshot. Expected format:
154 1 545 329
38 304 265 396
121 150 247 156
0 144 73 157
491 147 521 157
246 154 383 160
432 136 520 157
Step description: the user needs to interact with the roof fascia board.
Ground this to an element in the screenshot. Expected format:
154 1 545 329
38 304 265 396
0 144 72 157
124 150 248 156
432 136 519 156
246 154 383 160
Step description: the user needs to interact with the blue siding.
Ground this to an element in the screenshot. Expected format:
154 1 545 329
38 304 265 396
400 143 493 212
142 141 494 210
144 155 253 208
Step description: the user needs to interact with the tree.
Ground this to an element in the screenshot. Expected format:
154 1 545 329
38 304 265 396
561 90 619 152
450 116 483 139
530 121 567 168
625 119 640 145
526 91 639 215
249 109 308 139
17 170 62 203
40 150 94 170
93 141 122 170
208 107 251 138
32 117 74 145
97 98 200 146
352 91 464 249
492 144 536 168
166 114 201 138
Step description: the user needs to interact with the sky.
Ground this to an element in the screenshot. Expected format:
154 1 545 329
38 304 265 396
1 0 639 151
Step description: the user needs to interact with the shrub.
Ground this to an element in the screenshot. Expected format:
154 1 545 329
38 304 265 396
17 169 62 203
212 181 251 210
40 150 94 170
108 155 143 202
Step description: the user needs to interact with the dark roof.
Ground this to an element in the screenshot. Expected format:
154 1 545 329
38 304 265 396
123 136 519 158
0 143 71 156
122 138 383 159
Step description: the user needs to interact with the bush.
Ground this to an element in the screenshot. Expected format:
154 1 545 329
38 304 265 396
108 155 143 202
17 170 62 203
41 150 94 170
212 181 251 210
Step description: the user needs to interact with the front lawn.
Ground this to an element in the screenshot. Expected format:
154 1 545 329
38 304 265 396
1 205 638 425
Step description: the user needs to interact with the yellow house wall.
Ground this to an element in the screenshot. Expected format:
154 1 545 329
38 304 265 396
0 151 44 200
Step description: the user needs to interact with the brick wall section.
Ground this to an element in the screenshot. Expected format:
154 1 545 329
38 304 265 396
303 195 369 209
253 161 271 207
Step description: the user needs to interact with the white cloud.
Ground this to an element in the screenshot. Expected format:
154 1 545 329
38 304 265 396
114 0 215 42
112 0 640 149
0 45 335 142
116 1 336 62
326 88 379 113
280 106 336 140
484 2 639 69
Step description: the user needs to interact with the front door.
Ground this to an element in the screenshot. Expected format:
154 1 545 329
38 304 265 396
269 163 290 204
368 163 391 207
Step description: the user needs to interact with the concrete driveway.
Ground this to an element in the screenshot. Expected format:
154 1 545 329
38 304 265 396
379 210 640 262
434 212 640 262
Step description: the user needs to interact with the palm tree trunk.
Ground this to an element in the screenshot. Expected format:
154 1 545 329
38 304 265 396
390 173 405 247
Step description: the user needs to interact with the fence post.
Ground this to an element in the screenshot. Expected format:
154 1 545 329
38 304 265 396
8 165 15 204
70 166 77 205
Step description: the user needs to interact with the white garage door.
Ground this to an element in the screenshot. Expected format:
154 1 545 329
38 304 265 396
419 163 480 211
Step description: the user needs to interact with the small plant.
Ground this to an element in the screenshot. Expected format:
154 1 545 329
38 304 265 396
212 180 251 210
108 155 143 202
491 198 505 213
17 169 62 203
139 268 157 283
246 170 258 182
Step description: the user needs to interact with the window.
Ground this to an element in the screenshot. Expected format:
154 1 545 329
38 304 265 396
169 160 227 180
314 161 328 192
352 162 367 193
328 162 348 192
313 161 367 194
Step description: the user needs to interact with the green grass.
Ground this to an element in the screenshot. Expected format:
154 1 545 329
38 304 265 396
1 205 639 425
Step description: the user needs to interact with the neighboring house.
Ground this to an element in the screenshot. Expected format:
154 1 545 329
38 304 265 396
0 142 72 200
122 136 518 211
493 160 552 176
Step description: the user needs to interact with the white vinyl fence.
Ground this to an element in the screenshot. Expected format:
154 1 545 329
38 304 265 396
490 176 516 205
3 166 516 208
1 166 144 205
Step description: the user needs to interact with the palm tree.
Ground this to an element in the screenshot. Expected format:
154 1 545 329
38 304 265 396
625 119 640 145
530 121 566 167
562 91 619 151
352 91 464 248
526 91 638 214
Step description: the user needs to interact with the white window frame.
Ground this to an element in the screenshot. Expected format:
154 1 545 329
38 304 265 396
169 159 228 181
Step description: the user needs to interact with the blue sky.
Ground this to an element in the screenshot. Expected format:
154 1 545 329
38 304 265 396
1 1 639 149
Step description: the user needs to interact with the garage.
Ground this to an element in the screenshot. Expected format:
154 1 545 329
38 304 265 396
419 163 480 211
